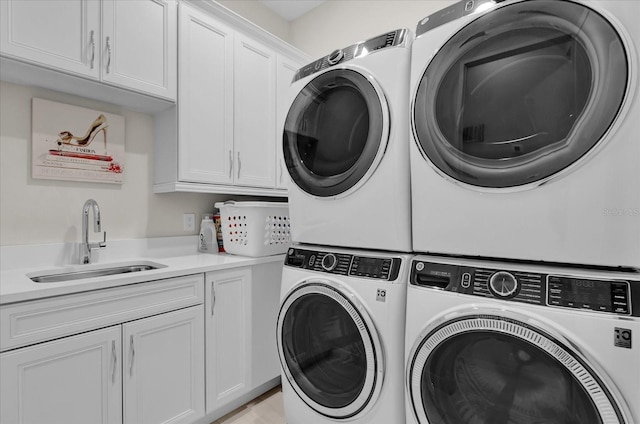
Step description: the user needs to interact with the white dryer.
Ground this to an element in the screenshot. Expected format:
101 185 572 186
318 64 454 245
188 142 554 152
405 255 640 424
283 29 413 252
409 0 640 268
277 245 411 424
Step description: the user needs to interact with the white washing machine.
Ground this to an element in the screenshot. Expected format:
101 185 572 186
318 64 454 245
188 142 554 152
283 29 413 252
277 245 411 424
409 0 640 268
405 255 640 424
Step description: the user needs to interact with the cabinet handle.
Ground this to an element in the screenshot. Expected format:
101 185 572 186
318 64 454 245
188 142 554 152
279 160 283 184
106 36 112 74
111 340 117 383
237 152 242 179
89 30 96 69
228 150 233 179
129 335 135 376
211 281 216 316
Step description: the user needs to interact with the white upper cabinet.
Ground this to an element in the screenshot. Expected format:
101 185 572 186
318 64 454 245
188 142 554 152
234 33 277 188
0 0 177 103
0 0 100 78
101 0 177 100
177 4 234 184
153 0 308 196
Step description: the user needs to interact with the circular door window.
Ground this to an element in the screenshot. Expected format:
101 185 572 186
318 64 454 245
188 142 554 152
277 282 383 418
407 315 627 424
284 69 388 197
413 0 628 188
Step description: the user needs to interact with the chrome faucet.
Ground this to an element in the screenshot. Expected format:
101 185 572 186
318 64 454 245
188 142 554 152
81 199 107 264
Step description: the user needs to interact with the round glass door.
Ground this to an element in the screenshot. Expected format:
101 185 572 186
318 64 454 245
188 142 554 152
284 69 388 197
413 0 628 188
407 315 627 424
277 282 383 418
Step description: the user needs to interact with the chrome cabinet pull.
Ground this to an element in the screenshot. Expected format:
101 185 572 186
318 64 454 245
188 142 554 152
106 36 112 74
129 335 135 376
111 340 117 383
279 160 283 184
211 281 216 316
237 152 242 179
89 30 95 69
228 150 233 179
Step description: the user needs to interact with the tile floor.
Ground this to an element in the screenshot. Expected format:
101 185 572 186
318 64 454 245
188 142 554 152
211 386 286 424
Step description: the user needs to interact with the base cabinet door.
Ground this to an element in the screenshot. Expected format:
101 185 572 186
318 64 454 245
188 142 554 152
123 306 205 424
0 326 122 424
205 267 252 413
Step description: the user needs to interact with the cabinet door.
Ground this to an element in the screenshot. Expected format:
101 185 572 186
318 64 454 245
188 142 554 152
101 0 177 100
234 33 277 188
251 261 283 387
123 306 204 424
275 56 300 190
205 268 252 413
0 0 100 78
177 3 234 184
0 326 122 424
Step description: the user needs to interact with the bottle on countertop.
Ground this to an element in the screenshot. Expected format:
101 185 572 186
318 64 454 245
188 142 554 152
199 214 216 253
213 212 225 252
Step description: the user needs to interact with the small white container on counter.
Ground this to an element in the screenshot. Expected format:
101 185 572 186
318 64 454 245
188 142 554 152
198 214 216 253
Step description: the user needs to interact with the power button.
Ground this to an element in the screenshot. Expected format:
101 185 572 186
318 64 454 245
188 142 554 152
461 273 472 288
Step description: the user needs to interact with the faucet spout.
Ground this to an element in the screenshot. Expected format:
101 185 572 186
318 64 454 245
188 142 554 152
81 199 107 264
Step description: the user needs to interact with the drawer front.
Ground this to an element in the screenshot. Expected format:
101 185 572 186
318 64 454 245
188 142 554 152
1 274 204 352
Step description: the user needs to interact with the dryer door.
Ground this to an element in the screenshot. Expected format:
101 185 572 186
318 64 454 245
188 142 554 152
407 313 630 424
283 68 389 197
413 0 628 188
276 280 384 418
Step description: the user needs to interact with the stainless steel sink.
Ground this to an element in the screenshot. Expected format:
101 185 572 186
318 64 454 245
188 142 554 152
28 261 166 283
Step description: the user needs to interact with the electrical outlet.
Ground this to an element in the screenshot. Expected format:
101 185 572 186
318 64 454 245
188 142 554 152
183 213 196 231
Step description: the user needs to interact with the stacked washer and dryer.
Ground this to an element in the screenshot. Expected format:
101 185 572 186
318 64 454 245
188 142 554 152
277 1 640 424
406 1 640 424
276 29 414 424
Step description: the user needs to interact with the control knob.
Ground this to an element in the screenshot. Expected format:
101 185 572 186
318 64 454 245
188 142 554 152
321 253 338 271
327 49 344 65
489 271 519 298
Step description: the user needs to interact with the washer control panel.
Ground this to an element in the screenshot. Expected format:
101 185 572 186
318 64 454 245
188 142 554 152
285 248 401 281
410 259 639 317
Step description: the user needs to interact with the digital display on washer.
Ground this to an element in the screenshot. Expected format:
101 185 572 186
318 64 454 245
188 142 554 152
350 256 393 279
547 276 630 314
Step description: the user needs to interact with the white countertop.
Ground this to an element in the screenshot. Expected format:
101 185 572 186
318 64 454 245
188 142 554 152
0 237 285 305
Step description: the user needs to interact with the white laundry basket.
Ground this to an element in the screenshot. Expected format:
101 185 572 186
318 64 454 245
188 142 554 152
214 201 291 257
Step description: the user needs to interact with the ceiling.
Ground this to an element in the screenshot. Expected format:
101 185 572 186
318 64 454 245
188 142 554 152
258 0 326 21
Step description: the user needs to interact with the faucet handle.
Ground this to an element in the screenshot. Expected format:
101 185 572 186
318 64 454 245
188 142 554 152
99 231 107 248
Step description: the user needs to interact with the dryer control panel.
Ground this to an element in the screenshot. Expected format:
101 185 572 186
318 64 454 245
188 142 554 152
410 260 639 317
285 247 401 281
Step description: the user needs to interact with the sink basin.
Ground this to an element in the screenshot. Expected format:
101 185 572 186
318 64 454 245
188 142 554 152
28 261 167 283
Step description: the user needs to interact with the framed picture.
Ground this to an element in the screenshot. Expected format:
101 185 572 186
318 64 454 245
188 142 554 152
32 98 125 184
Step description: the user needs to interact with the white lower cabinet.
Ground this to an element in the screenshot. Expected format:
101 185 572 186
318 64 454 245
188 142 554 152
204 262 283 417
1 305 204 424
205 267 252 413
0 326 122 424
123 306 205 424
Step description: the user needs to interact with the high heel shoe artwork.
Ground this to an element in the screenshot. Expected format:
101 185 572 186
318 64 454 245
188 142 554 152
50 113 112 161
32 98 125 183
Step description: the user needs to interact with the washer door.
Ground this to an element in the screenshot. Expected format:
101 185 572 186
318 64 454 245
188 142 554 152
283 68 389 197
407 313 629 424
413 0 628 188
277 280 383 418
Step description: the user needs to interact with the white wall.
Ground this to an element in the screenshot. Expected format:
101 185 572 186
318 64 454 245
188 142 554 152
218 0 291 41
0 81 228 246
290 1 456 58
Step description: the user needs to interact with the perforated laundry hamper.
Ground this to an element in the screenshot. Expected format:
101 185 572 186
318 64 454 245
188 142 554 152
214 201 291 257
